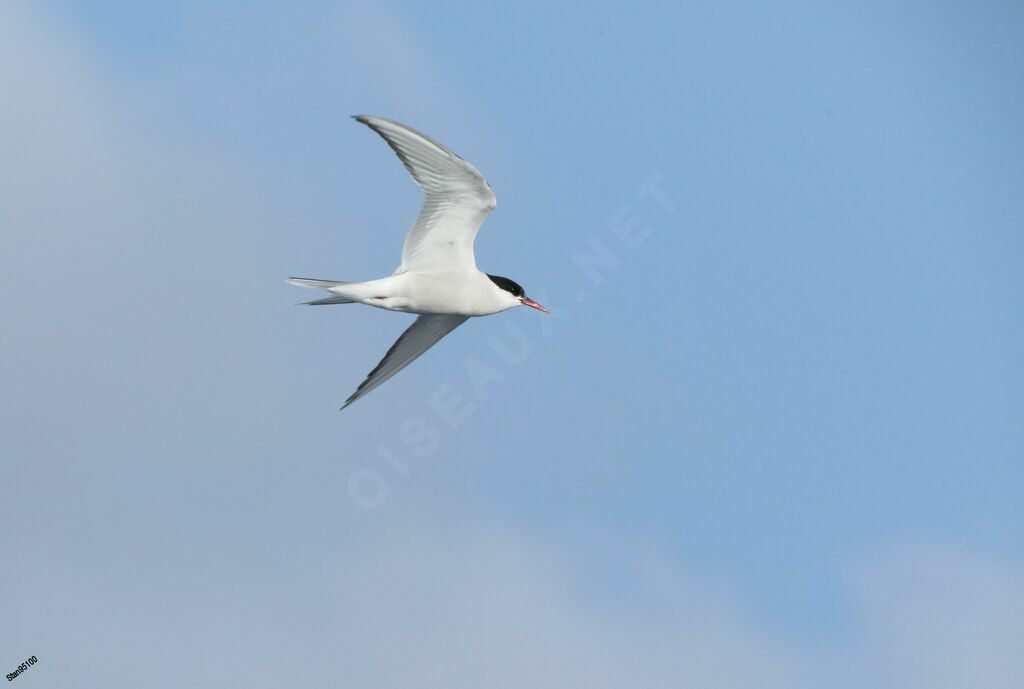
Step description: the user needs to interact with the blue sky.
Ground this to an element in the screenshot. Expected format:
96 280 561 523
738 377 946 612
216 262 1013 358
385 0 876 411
2 2 1022 687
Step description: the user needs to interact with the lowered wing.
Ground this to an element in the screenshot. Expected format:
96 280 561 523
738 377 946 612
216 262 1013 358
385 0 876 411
342 313 468 409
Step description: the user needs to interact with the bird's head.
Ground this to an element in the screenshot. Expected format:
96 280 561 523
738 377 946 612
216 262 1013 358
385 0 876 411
487 274 547 313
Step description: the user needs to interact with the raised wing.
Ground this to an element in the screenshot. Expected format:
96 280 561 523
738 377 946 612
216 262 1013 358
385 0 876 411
353 115 497 274
342 314 468 409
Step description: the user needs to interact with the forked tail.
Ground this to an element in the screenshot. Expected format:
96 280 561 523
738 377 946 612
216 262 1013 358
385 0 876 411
287 277 356 305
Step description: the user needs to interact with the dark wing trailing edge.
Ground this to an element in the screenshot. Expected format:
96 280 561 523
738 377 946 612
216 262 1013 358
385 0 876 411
342 314 468 409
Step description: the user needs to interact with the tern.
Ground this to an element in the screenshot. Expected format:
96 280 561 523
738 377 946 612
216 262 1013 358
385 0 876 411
289 115 547 409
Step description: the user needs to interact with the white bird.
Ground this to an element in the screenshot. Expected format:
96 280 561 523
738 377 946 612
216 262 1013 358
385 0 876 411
289 115 547 409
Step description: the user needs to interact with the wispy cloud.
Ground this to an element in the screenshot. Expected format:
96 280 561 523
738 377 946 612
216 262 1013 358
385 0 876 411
847 543 1024 689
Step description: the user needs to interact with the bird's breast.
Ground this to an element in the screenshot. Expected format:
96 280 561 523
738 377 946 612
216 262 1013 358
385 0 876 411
400 271 506 317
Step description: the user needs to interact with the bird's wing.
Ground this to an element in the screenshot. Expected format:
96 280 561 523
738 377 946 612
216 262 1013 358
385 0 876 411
353 115 497 274
342 313 468 409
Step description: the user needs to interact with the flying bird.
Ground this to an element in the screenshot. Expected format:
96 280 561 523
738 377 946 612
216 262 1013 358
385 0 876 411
289 115 547 409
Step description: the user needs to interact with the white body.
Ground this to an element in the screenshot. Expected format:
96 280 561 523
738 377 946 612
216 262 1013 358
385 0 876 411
327 270 520 317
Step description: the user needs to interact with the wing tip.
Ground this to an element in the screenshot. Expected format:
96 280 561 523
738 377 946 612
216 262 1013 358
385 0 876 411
352 114 381 128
